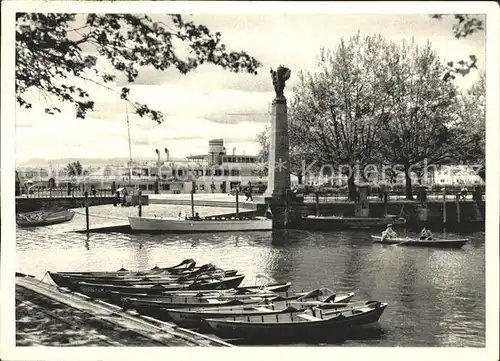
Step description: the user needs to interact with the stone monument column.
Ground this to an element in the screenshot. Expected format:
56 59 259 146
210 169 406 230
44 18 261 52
265 65 294 231
265 97 291 198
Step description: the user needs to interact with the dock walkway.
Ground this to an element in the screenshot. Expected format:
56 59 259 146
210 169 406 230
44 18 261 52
16 274 233 347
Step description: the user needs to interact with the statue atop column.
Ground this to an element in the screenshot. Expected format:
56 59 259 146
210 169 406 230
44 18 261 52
270 65 291 100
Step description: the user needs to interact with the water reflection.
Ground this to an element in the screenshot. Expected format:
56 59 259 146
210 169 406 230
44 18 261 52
15 204 486 347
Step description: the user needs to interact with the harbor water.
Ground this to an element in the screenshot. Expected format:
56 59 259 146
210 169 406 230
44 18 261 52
16 204 485 347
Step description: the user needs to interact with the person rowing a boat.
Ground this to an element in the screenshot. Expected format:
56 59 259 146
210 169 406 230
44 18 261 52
381 224 397 243
420 227 433 240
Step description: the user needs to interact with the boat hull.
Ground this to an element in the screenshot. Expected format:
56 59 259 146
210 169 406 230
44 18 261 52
54 259 197 277
301 216 406 231
123 297 270 321
106 282 293 307
48 269 238 288
16 210 75 227
205 302 387 341
167 293 355 329
370 236 468 248
72 275 245 299
128 216 272 233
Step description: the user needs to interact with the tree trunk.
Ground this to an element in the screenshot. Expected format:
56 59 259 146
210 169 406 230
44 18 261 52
404 166 414 200
478 166 485 181
297 172 303 185
347 175 357 201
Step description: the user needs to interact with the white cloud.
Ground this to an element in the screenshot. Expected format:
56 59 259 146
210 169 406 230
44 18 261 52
15 13 485 164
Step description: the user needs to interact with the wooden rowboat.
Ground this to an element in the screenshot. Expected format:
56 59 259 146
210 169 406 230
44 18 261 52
370 235 468 248
48 267 237 288
16 209 75 227
106 282 293 306
70 274 246 298
204 301 388 341
166 291 356 329
54 259 197 277
122 295 274 319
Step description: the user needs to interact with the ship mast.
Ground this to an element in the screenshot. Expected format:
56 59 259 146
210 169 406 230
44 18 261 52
126 105 132 186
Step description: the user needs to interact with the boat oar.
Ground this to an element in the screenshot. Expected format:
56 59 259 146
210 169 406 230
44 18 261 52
391 237 413 247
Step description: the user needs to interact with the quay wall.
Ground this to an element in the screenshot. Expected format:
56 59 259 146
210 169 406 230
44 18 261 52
257 200 485 231
16 196 120 213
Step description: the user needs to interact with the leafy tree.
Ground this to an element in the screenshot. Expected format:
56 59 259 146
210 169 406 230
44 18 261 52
288 34 389 199
64 161 85 177
256 126 270 166
16 13 261 122
431 14 485 182
451 72 486 180
378 40 461 199
431 15 484 81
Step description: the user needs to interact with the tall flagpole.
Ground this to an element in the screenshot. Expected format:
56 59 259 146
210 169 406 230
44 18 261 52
126 105 132 186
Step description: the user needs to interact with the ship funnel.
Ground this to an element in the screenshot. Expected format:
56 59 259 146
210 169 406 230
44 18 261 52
155 148 161 165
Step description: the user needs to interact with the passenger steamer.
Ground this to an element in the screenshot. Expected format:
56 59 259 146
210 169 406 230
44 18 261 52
16 139 269 196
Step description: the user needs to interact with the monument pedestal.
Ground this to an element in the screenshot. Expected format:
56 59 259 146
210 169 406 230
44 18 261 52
416 204 428 222
354 185 370 217
264 98 290 198
265 192 304 230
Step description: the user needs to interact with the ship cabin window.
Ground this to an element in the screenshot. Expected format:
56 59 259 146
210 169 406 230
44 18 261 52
214 169 223 176
140 184 147 190
231 169 240 176
222 156 228 163
232 157 236 163
224 169 229 176
147 184 153 191
205 169 212 176
161 184 170 190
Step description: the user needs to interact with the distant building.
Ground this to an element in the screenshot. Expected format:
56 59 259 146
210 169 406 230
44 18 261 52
15 139 268 194
433 165 484 185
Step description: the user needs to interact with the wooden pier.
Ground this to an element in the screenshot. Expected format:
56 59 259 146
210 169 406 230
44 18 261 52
15 273 233 347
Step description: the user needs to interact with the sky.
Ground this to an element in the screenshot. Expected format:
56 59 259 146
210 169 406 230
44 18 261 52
15 12 486 166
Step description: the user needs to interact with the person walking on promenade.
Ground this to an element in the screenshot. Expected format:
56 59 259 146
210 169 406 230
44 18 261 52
246 182 253 201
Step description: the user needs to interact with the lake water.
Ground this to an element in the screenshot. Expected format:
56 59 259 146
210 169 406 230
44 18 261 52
16 204 485 347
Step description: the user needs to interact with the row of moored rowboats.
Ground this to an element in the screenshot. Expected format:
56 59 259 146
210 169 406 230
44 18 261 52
47 258 388 342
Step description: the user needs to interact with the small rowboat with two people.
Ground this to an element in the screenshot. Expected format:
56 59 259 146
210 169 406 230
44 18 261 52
371 235 468 248
204 300 388 341
16 209 75 227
